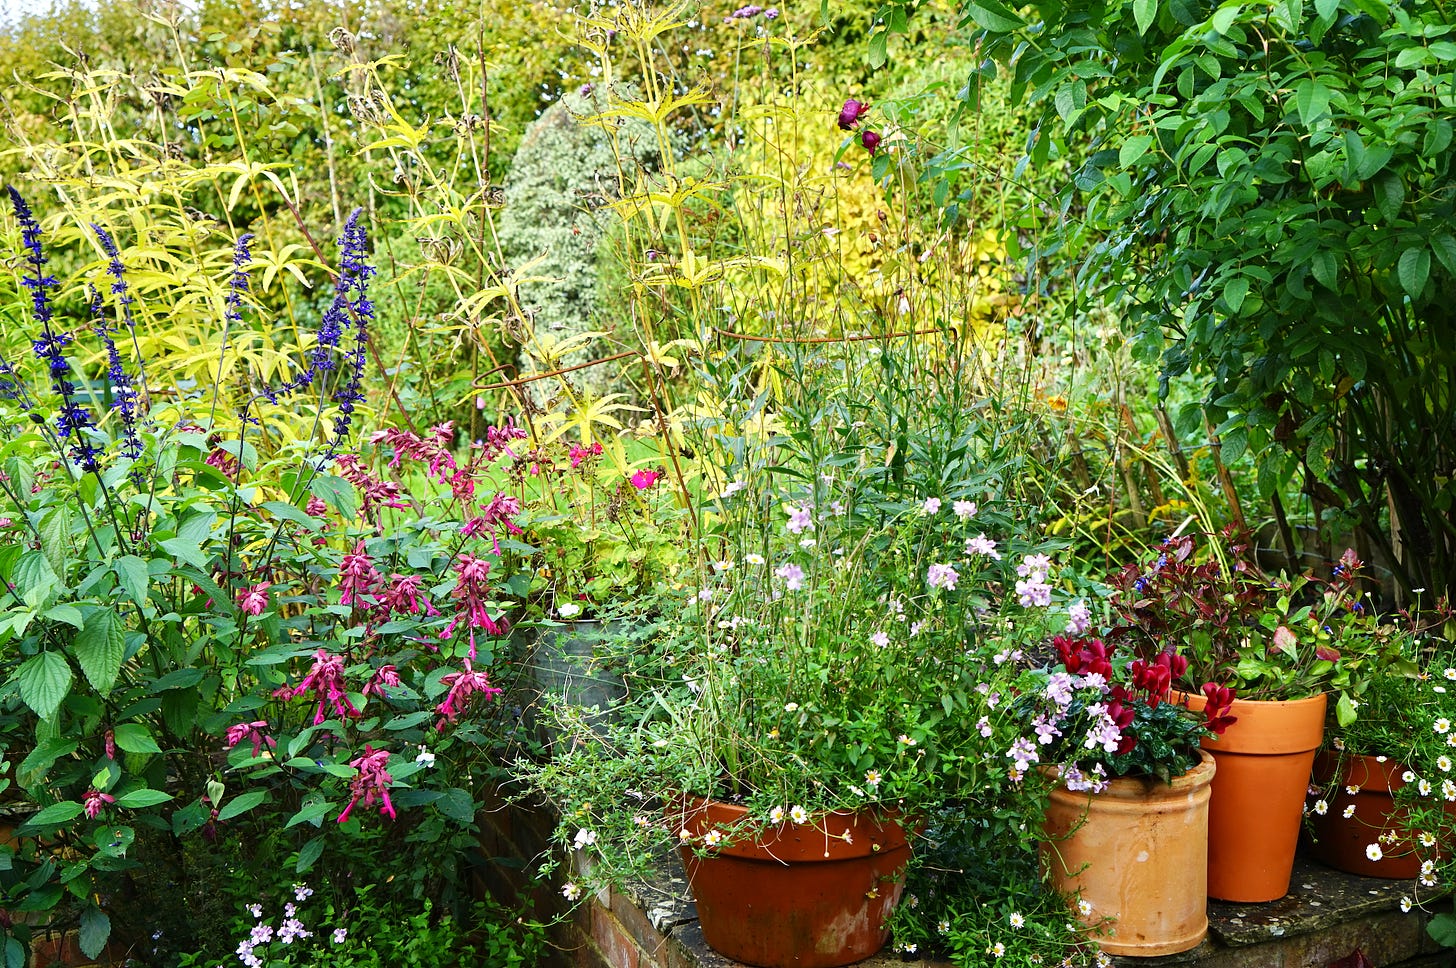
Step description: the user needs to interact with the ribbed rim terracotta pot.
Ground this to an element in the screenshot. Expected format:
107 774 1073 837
1305 751 1453 879
1180 690 1326 902
671 798 911 968
1041 750 1216 956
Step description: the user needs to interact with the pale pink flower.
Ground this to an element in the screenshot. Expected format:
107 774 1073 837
775 562 806 591
785 504 815 534
921 497 942 515
965 534 1001 559
926 563 960 591
953 500 977 520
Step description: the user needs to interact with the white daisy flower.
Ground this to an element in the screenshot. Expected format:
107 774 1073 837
1367 843 1384 862
789 805 808 824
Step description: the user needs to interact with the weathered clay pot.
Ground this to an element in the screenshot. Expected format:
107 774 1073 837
672 798 911 968
1041 750 1216 956
1306 751 1451 879
1181 691 1326 902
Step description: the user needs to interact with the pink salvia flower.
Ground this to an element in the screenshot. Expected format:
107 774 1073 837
83 790 115 820
225 721 276 758
286 649 360 725
104 729 115 761
236 581 271 617
450 554 508 658
362 665 400 698
337 745 395 823
435 660 503 730
380 574 437 617
480 492 524 536
305 496 329 517
339 541 382 608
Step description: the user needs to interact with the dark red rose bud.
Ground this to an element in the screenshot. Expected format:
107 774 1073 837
860 129 882 155
838 98 868 130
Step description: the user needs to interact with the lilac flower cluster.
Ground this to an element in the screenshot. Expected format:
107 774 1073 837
7 186 100 472
725 4 778 19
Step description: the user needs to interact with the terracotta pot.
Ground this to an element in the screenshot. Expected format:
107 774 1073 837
1305 751 1452 878
1041 750 1215 956
672 798 911 968
1181 690 1326 902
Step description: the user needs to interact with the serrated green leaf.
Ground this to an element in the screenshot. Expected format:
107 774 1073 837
113 789 173 809
309 475 358 520
12 551 58 609
1220 426 1248 465
436 787 476 824
112 723 162 755
113 556 149 607
78 904 109 959
73 609 125 695
217 788 268 821
24 800 84 829
15 652 72 721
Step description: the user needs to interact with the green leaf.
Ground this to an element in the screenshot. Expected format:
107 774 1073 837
261 501 322 532
150 668 205 693
78 904 110 959
113 789 173 809
1133 0 1157 35
1398 245 1430 299
436 787 476 824
1372 171 1404 223
296 835 326 873
961 0 1024 31
24 800 84 829
15 652 72 721
1431 234 1456 278
112 723 162 755
867 29 887 69
7 937 25 968
1428 912 1456 947
1335 691 1358 727
1294 79 1331 128
113 556 150 607
1220 426 1248 465
217 789 268 822
1119 134 1154 168
73 609 125 695
1314 0 1338 20
285 800 333 828
158 537 209 571
12 551 58 609
309 475 358 520
1311 250 1338 290
18 739 77 785
1222 276 1249 314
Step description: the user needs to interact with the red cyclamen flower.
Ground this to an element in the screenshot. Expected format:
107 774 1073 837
1201 683 1239 735
337 745 395 823
285 649 361 725
224 720 277 758
435 660 503 730
236 581 271 617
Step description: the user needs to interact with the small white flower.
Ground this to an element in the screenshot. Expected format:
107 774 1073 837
720 480 748 498
415 748 436 767
573 828 597 849
991 942 1006 958
937 919 950 934
1313 799 1329 816
1444 667 1456 680
1444 779 1456 802
784 702 799 712
1422 872 1439 887
865 769 882 787
1343 804 1357 819
746 553 765 565
789 805 809 824
1421 832 1438 848
1436 718 1451 735
898 734 918 747
633 815 650 828
870 631 890 648
1077 898 1094 916
557 601 583 619
704 829 723 847
1422 859 1437 876
712 560 734 572
769 806 786 824
1366 843 1384 862
1008 912 1025 928
1438 755 1452 773
562 883 583 901
799 537 817 549
1401 896 1413 913
953 499 978 520
1419 778 1433 797
679 828 692 841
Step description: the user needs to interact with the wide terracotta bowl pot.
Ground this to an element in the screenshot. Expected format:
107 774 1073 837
1042 750 1216 956
1306 751 1455 878
1180 690 1326 902
671 798 911 968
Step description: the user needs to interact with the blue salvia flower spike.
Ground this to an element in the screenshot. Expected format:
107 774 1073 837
7 186 100 472
89 228 145 458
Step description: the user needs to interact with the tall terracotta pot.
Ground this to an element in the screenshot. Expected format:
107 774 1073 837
1306 751 1453 879
672 798 911 968
1041 750 1216 956
1182 691 1326 902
